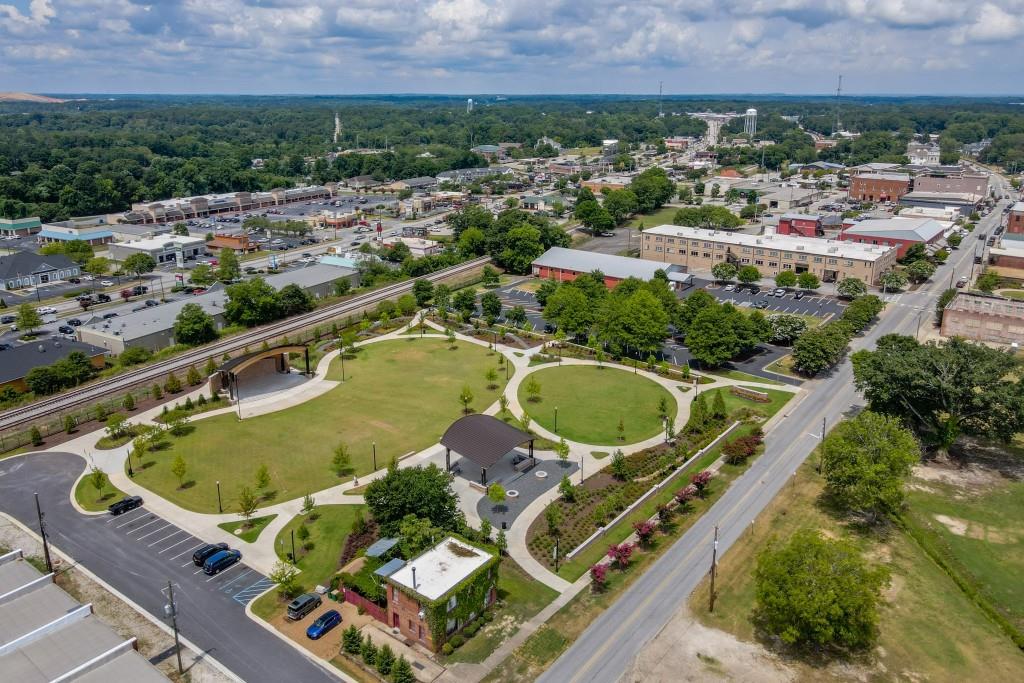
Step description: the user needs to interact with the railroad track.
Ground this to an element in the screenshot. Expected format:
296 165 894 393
0 257 490 433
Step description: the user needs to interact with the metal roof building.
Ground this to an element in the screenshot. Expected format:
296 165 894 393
531 247 692 287
0 549 167 682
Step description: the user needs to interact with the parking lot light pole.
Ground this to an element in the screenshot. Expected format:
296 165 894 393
216 481 222 514
372 441 377 471
554 406 558 432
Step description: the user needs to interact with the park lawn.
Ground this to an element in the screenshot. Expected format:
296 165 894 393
73 474 126 512
904 473 1024 631
519 365 676 445
276 504 367 590
132 338 508 512
625 206 678 230
997 289 1024 300
689 461 1024 682
445 558 559 664
217 514 277 543
699 386 795 421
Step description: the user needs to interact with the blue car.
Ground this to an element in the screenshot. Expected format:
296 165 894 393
306 610 341 640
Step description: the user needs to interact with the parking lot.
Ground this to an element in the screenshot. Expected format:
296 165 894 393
0 452 337 683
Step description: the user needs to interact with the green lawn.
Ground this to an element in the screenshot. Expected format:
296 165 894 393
904 473 1024 631
689 461 1024 682
446 558 559 664
997 289 1024 300
519 365 676 445
625 206 679 230
73 473 126 512
217 514 277 543
699 385 795 421
275 504 366 589
132 338 509 512
763 355 799 378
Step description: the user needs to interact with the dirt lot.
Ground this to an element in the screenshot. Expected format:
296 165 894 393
268 599 370 660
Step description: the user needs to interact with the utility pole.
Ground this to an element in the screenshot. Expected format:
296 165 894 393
833 74 843 136
164 580 184 675
34 493 53 574
709 524 719 612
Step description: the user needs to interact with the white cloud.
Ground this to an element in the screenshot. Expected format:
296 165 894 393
0 0 1019 94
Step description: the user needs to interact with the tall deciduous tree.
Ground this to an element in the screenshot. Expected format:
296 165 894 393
821 411 920 522
852 334 1024 450
754 529 887 650
364 463 464 534
173 303 218 345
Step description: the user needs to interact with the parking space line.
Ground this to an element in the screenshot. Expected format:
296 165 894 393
149 529 185 547
173 543 206 560
135 523 173 541
118 514 158 531
161 538 198 555
206 562 244 582
110 509 147 527
219 569 254 592
194 567 206 574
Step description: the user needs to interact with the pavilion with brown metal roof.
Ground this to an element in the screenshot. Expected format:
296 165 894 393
440 414 534 485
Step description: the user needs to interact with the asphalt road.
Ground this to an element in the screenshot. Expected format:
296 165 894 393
538 189 1011 683
0 451 338 683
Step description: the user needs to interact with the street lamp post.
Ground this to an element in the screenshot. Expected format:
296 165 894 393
216 481 222 514
554 406 558 432
372 441 377 471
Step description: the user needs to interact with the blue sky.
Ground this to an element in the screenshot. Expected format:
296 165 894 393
1 0 1022 95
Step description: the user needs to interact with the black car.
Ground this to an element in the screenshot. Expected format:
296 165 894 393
108 495 143 516
793 291 805 300
102 312 118 319
68 277 81 284
145 299 159 307
0 315 15 324
96 293 112 303
752 300 770 309
192 542 230 567
67 318 82 326
58 325 75 334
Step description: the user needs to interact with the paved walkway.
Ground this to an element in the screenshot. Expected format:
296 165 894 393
51 317 797 590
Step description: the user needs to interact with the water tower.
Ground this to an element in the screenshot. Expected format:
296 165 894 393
466 98 474 113
744 108 757 137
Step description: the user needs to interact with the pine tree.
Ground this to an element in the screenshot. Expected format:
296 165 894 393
686 393 708 433
122 393 135 411
151 383 163 400
391 656 415 683
30 426 43 446
360 634 378 665
186 365 202 386
163 372 182 394
711 390 728 421
204 357 218 377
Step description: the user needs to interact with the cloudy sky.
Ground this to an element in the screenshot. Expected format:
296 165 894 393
1 0 1022 95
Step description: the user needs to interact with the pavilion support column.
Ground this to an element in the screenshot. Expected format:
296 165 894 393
481 467 487 486
446 447 451 472
530 439 535 464
304 347 311 375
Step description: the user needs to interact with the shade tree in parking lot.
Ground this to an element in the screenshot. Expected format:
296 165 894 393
774 270 797 288
711 262 738 282
836 277 867 299
767 314 807 345
189 263 214 285
84 256 109 276
15 303 42 334
480 291 502 323
602 189 639 225
737 266 762 285
797 272 820 291
685 300 770 367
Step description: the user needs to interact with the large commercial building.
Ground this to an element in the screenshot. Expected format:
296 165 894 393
940 292 1024 345
913 173 989 198
0 549 168 682
531 247 691 288
78 264 359 354
37 217 114 246
123 185 336 224
848 173 911 203
837 217 947 259
0 250 80 291
899 191 980 216
776 213 823 237
642 225 897 285
108 235 207 266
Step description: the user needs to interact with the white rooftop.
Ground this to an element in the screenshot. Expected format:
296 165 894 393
644 224 895 262
1012 201 1024 213
854 172 911 182
841 217 946 242
388 537 494 601
116 235 205 250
